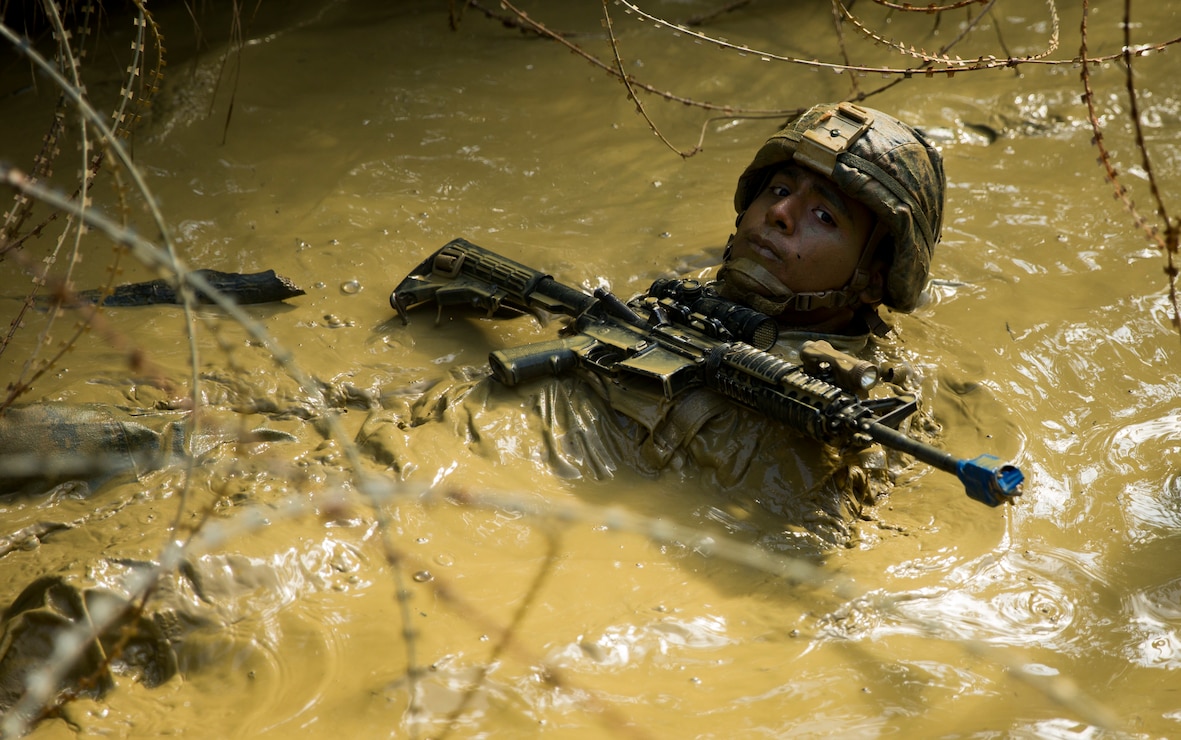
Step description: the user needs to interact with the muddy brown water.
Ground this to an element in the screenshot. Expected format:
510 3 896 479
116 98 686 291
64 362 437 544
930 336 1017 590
1 1 1180 737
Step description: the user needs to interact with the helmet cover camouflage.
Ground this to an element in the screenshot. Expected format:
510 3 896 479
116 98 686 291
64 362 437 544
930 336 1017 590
733 102 945 313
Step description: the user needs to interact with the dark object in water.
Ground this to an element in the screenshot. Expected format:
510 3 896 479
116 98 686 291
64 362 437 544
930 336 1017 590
0 576 178 717
75 269 305 306
0 403 297 496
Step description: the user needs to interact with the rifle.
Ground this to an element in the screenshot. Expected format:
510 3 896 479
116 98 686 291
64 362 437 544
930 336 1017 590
390 238 1024 507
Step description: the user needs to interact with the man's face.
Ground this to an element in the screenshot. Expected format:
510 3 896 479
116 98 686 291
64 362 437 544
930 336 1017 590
730 165 876 294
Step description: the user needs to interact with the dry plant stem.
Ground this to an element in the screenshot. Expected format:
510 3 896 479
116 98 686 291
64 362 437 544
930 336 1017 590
0 9 176 372
0 166 380 736
0 3 1171 733
11 0 102 401
458 0 579 37
438 530 564 740
601 0 703 158
831 0 861 98
1078 0 1180 334
872 0 989 11
441 487 1123 733
617 0 943 74
378 505 658 739
0 166 368 493
988 2 1016 68
1118 0 1180 327
842 0 1002 104
832 0 1059 70
389 544 424 739
448 0 467 30
0 505 251 737
209 0 246 144
5 5 203 502
0 31 398 707
0 448 1122 736
0 1 164 261
2 250 177 412
619 0 1168 75
0 6 81 368
252 483 663 740
0 88 65 259
497 0 784 116
935 0 1002 59
684 0 756 27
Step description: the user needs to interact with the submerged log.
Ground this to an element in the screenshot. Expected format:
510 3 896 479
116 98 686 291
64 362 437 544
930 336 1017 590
74 269 305 307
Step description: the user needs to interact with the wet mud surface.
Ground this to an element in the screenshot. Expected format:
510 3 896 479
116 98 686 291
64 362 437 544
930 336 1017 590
1 1 1180 737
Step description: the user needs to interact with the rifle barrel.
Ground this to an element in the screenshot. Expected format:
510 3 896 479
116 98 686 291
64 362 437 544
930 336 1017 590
866 422 1023 506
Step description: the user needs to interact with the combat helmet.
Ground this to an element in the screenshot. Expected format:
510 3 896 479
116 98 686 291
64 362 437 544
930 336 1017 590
729 102 945 314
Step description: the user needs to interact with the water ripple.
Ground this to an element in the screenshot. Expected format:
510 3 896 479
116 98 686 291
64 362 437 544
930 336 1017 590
817 549 1086 648
1124 574 1181 669
548 614 733 671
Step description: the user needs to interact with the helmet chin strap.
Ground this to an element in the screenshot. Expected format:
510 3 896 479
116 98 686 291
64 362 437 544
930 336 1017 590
715 219 890 317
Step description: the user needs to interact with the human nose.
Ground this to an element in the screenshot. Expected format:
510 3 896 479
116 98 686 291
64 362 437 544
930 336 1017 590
765 192 799 233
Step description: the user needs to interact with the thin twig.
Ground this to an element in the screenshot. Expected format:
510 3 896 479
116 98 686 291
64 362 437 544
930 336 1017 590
601 0 704 158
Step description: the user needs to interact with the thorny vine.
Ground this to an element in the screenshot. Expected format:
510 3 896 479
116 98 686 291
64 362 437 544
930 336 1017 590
455 0 1181 333
1078 0 1180 330
0 0 1177 736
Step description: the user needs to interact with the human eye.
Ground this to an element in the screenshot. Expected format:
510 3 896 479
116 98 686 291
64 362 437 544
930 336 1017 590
815 208 836 226
766 182 791 198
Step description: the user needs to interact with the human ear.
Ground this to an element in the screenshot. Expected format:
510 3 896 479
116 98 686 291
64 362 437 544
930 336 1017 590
858 262 887 305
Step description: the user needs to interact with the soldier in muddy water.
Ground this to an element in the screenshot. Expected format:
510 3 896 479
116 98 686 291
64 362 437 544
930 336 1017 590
357 100 948 548
2 101 947 541
0 101 949 720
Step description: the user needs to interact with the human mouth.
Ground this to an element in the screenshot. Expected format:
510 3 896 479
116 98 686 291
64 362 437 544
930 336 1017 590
747 234 784 265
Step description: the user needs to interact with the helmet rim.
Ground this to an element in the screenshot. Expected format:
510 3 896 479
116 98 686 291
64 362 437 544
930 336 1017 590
733 103 946 314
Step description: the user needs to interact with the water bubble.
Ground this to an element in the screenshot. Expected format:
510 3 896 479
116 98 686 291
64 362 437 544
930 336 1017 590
412 570 433 583
341 280 362 295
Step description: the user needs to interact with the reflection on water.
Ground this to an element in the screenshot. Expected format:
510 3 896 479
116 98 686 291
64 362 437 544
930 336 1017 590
2 0 1181 737
1128 574 1181 670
